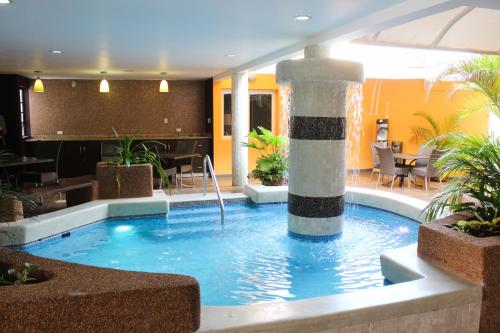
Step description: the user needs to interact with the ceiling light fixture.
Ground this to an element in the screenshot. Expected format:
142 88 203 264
225 54 236 58
159 72 169 93
99 71 109 93
33 71 44 93
0 0 11 4
292 15 312 21
49 50 64 54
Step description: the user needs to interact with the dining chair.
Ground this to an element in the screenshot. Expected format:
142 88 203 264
369 142 380 181
375 146 409 189
17 141 63 187
414 144 434 167
408 149 445 192
175 140 197 186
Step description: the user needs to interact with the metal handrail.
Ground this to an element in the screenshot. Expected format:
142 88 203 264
203 155 225 224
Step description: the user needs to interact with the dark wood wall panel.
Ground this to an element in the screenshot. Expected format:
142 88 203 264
29 79 206 136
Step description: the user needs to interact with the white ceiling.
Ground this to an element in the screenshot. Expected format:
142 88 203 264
0 0 490 80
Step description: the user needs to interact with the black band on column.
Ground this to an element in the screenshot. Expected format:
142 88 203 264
288 193 345 218
290 116 345 140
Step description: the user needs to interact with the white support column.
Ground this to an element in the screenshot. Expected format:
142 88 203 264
231 71 249 186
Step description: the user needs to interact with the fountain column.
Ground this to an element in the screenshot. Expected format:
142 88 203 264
276 45 363 240
231 71 249 186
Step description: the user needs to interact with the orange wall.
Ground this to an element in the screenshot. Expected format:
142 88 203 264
356 79 489 169
213 76 489 174
213 74 281 174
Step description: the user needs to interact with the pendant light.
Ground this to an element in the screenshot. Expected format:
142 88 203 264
33 71 44 93
159 72 169 93
99 71 110 93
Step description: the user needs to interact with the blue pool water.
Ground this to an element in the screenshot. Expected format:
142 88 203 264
25 203 419 306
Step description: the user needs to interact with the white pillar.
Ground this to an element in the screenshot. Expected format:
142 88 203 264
276 45 363 240
231 71 249 186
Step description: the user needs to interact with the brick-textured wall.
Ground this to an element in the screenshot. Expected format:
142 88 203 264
28 79 206 136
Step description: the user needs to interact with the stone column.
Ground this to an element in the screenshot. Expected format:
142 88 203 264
276 45 363 240
231 71 249 186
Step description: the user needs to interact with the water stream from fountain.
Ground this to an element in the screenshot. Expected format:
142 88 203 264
279 83 364 189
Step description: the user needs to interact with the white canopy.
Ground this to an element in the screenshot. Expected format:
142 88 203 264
355 5 500 55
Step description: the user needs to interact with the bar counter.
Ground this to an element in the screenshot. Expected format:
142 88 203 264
26 133 212 142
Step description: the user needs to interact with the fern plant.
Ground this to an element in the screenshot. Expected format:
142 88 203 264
242 127 288 186
409 111 461 148
424 134 500 234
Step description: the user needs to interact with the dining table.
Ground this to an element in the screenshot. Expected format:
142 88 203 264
392 152 428 166
391 152 429 187
158 152 201 162
158 152 201 188
0 156 54 186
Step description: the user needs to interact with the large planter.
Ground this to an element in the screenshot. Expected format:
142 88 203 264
96 162 153 199
0 247 200 332
0 198 23 223
418 215 500 333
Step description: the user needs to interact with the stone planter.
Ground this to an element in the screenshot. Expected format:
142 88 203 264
0 247 200 332
96 162 153 199
0 198 23 223
418 215 500 333
244 184 288 204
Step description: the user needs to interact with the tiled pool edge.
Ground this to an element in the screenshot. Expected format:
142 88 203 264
200 244 481 333
245 184 428 222
0 191 249 247
0 192 170 247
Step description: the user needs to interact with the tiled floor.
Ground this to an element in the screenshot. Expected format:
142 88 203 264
174 171 440 202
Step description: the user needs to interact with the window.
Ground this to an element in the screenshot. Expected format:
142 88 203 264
18 88 30 138
223 93 232 136
250 94 272 131
222 91 274 137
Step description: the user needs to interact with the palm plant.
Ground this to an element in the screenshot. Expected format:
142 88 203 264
437 55 500 119
425 134 500 235
409 111 461 148
243 127 288 186
111 128 171 190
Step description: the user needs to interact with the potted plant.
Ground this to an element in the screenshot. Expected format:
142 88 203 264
418 134 500 332
96 129 171 199
0 185 37 223
243 127 287 186
0 262 39 285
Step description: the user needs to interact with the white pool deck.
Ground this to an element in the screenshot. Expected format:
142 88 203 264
0 187 482 332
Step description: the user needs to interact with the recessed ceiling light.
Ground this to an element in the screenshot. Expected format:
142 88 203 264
292 15 312 21
225 54 236 58
0 0 11 4
49 50 64 54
